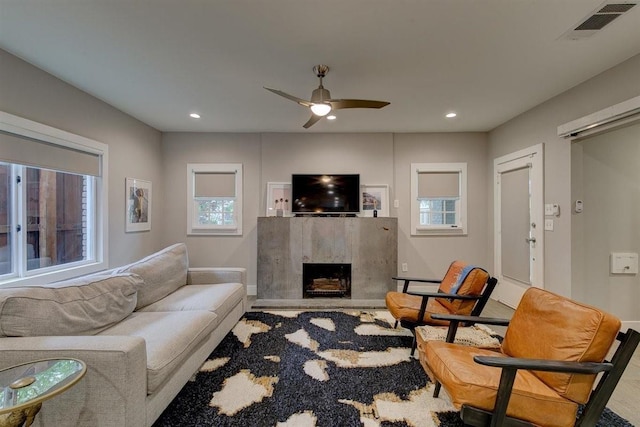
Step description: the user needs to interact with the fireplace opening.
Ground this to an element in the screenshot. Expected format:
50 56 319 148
303 263 351 298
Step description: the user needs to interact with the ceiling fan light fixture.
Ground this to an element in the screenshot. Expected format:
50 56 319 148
310 103 332 116
264 63 389 128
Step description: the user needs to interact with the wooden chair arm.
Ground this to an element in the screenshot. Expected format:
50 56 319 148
430 313 511 326
429 314 509 344
392 276 442 293
406 291 480 300
407 295 488 334
392 276 442 283
474 356 613 374
469 356 614 427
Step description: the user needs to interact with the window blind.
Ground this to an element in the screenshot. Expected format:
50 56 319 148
417 171 459 198
194 172 236 198
0 131 101 176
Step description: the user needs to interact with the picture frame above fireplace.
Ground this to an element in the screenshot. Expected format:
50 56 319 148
266 182 291 217
361 184 389 217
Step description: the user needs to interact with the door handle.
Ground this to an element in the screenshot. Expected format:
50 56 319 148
525 237 536 243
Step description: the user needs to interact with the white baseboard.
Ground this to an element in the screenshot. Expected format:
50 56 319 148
621 321 640 333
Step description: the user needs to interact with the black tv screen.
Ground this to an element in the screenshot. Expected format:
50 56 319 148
292 174 360 214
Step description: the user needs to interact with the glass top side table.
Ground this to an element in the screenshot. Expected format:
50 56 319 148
0 359 86 427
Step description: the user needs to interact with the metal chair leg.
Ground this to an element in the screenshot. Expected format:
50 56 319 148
433 381 442 397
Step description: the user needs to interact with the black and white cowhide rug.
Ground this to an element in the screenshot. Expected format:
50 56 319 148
153 310 633 427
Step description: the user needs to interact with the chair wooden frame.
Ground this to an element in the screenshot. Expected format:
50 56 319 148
390 274 498 354
429 312 640 427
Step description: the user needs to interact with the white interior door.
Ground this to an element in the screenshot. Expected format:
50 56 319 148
494 144 544 308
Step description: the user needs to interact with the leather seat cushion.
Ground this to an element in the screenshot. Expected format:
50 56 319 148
385 292 451 326
502 288 621 403
423 341 579 427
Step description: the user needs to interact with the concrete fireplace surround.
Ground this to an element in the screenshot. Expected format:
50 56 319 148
256 217 398 307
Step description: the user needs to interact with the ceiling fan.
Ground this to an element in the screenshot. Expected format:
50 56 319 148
264 64 390 129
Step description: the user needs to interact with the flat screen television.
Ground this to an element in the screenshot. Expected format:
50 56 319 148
292 174 360 215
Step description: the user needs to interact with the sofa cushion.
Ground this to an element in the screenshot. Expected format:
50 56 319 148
113 243 189 309
139 283 245 319
0 273 141 337
99 310 219 394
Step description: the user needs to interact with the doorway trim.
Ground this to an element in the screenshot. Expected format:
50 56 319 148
494 143 544 308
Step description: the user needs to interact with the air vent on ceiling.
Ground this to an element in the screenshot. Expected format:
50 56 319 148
561 1 637 40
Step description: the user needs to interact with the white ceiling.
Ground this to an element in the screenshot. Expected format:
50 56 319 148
1 0 639 133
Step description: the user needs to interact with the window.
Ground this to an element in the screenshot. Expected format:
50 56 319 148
411 163 467 235
187 163 242 235
0 112 108 286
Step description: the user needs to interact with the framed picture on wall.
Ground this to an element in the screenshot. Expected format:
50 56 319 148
361 184 389 217
266 182 291 217
125 178 152 232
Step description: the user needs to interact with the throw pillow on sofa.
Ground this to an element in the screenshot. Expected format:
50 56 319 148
112 243 189 309
0 273 142 337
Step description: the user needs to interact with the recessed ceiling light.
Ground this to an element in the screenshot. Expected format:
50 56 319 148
189 113 201 119
327 115 336 120
445 112 457 118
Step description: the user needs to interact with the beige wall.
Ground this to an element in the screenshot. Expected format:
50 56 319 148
488 53 640 322
160 133 262 287
160 132 490 291
394 133 490 279
572 122 640 318
0 49 164 267
0 47 492 289
8 43 637 314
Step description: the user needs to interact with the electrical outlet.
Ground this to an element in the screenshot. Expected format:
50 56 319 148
545 219 554 231
394 199 400 208
401 263 408 272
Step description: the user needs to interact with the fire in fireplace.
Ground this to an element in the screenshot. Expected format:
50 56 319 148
303 263 352 298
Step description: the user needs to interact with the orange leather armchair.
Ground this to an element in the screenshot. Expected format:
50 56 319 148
385 260 497 354
421 287 640 427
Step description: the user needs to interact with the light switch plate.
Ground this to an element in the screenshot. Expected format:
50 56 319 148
545 204 554 216
545 203 560 216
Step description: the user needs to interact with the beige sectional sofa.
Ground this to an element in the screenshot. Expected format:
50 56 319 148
0 243 247 426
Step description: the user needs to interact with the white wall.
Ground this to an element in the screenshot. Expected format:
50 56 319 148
488 53 640 322
0 49 164 267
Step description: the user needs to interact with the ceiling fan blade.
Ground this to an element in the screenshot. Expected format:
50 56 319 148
302 114 322 129
264 87 312 107
328 99 390 110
